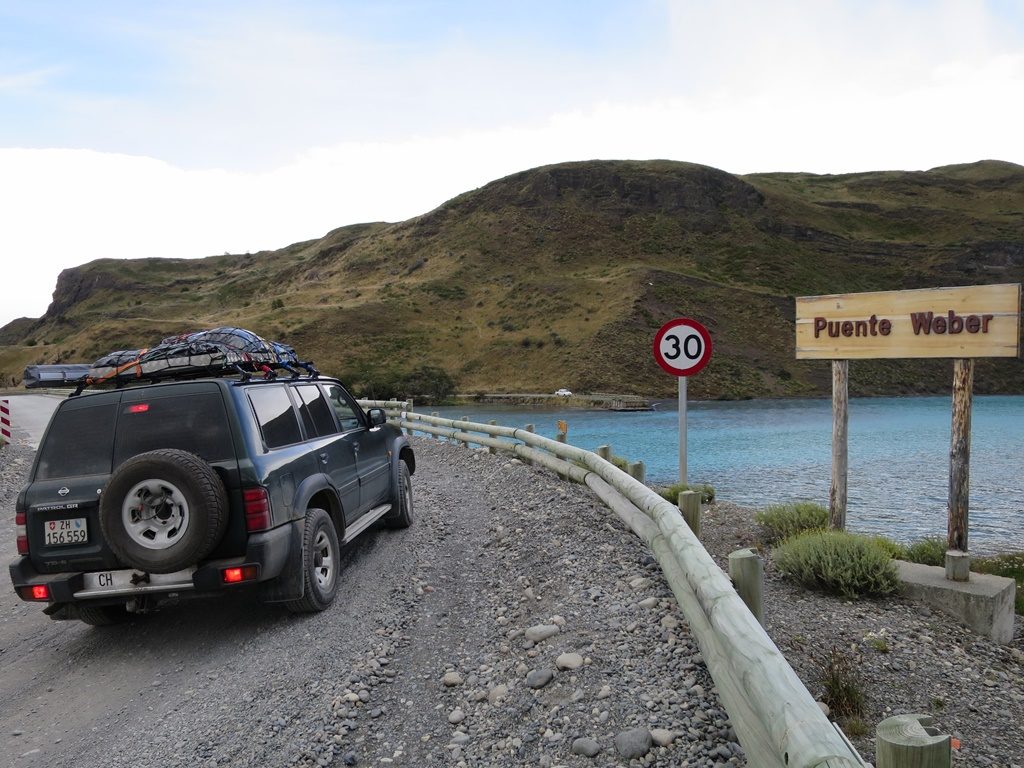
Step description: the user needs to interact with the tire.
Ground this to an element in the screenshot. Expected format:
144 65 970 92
285 508 340 614
77 603 132 627
99 449 228 574
384 461 413 529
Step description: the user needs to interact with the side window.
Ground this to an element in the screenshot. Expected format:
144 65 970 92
297 385 338 437
248 386 303 449
324 384 362 432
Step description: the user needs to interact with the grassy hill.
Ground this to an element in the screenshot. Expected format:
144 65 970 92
1 159 1022 400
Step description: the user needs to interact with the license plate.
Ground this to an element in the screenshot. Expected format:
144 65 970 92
44 517 88 546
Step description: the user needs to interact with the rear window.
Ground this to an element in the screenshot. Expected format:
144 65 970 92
248 386 303 448
35 402 118 479
114 392 234 466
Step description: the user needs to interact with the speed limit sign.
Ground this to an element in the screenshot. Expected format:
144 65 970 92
653 318 712 376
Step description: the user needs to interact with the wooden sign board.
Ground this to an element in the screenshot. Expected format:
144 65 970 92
795 284 1021 360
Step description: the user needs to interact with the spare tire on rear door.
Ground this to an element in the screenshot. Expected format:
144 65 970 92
99 449 229 573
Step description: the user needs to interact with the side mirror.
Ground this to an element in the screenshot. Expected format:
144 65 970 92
368 408 387 427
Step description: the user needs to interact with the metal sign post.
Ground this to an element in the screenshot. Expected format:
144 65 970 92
653 318 713 486
679 376 687 484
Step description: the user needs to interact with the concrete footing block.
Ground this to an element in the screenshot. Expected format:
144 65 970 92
894 560 1016 645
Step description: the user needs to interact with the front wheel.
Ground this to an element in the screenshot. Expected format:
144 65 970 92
285 508 340 614
384 461 413 529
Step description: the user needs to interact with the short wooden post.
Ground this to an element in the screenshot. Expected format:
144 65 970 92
556 419 567 444
487 420 498 453
459 417 469 447
876 714 950 768
728 549 764 625
829 360 848 530
678 490 701 539
431 411 439 440
523 424 534 465
596 444 611 461
947 359 973 581
628 461 645 484
405 399 414 436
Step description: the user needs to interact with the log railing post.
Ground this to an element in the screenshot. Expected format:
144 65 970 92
830 360 848 530
728 548 764 625
487 420 498 454
678 489 701 539
876 714 950 768
523 424 535 465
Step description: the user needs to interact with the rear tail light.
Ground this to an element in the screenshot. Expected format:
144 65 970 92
19 584 51 601
15 511 28 555
221 565 258 584
243 487 271 532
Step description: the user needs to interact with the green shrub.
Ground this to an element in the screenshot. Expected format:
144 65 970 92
973 552 1024 615
755 502 828 545
658 481 715 505
904 537 947 566
774 530 900 598
867 535 907 560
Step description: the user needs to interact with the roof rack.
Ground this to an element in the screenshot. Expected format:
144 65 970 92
22 326 320 397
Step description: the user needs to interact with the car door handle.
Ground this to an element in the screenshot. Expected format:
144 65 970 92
319 452 329 464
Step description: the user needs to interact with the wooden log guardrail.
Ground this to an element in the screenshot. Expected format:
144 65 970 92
357 403 867 768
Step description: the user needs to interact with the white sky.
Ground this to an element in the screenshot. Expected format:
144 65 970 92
1 0 1022 327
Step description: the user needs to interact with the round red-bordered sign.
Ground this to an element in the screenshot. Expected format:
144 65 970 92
653 318 713 376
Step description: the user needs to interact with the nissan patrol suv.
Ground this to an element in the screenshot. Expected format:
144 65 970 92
10 375 415 624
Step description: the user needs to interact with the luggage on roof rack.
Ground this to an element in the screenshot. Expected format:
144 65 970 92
22 327 318 393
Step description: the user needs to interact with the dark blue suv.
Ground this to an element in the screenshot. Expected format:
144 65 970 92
9 375 414 624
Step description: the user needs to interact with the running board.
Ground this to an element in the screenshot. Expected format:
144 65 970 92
343 503 392 544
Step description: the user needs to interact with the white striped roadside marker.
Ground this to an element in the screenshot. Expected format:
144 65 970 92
0 398 10 446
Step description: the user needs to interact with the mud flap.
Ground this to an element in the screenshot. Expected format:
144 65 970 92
257 519 305 603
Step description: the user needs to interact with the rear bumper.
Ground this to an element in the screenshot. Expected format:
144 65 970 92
9 523 294 604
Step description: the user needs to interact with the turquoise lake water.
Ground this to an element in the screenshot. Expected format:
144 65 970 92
431 395 1024 553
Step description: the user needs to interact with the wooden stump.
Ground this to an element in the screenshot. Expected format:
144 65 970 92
876 714 950 768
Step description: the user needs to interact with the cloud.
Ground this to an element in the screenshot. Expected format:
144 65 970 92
1 1 1022 327
0 66 61 91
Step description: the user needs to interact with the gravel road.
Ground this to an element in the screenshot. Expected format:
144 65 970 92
1 437 741 768
3 430 1022 768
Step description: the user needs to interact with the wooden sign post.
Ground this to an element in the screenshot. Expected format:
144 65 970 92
796 284 1021 580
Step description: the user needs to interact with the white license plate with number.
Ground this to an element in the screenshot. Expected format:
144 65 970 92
44 517 88 546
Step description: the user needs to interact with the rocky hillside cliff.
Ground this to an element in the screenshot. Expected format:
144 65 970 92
2 159 1022 398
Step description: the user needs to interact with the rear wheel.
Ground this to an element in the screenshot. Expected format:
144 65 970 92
384 461 413 529
285 508 340 614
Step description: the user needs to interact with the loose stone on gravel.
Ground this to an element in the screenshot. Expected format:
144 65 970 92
525 624 560 643
525 668 554 689
614 727 653 759
571 737 601 757
447 708 465 724
651 728 678 747
441 672 463 687
555 652 584 670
